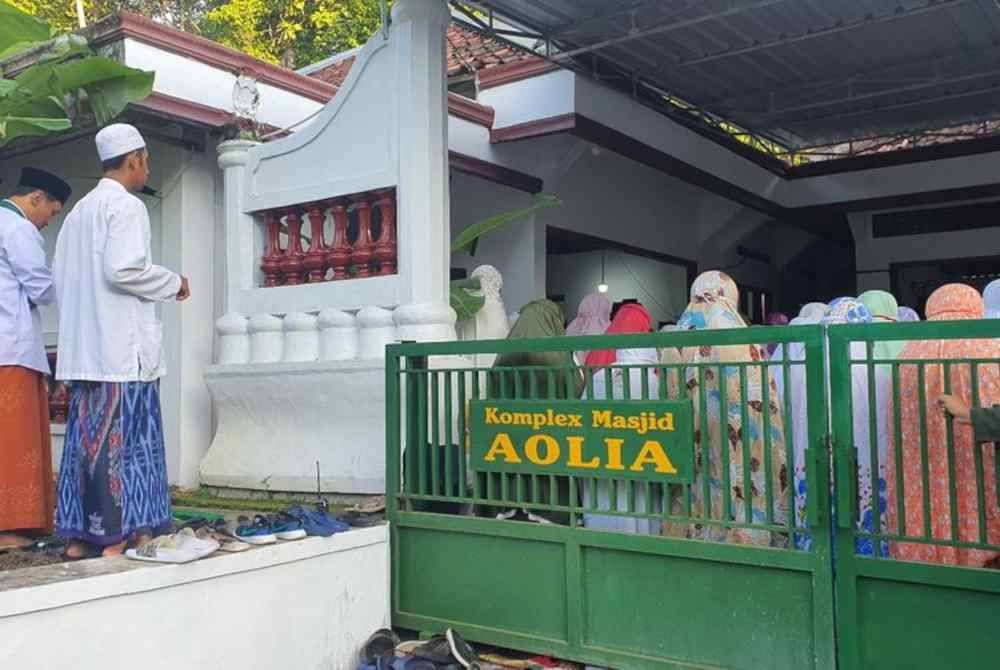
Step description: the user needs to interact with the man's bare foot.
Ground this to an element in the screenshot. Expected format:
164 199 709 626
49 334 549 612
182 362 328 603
65 540 91 559
101 540 128 557
0 533 33 550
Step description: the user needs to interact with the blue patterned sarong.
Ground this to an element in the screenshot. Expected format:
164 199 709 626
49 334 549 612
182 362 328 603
56 381 170 546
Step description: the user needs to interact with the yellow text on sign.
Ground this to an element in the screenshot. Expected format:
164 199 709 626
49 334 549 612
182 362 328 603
483 433 679 475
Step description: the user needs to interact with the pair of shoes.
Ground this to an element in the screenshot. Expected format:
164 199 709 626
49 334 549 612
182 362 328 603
285 504 350 537
124 528 220 564
412 628 478 670
234 514 307 544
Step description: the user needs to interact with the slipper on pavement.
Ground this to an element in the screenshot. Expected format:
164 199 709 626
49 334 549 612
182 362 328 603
125 534 198 564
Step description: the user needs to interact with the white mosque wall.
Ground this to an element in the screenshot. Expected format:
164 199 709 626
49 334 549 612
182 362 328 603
0 528 389 670
122 38 323 131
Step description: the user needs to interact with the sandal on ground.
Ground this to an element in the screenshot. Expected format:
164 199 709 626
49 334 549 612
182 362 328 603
124 534 198 564
342 510 384 528
446 629 479 670
196 526 250 552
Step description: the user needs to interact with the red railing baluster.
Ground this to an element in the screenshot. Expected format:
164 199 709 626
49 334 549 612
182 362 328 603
50 382 68 424
282 207 305 285
373 188 397 276
351 194 375 278
304 203 329 283
327 199 352 281
261 210 284 287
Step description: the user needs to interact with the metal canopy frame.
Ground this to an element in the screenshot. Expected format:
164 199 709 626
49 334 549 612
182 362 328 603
452 0 1000 165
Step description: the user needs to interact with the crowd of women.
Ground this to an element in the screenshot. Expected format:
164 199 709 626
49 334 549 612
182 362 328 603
469 265 1000 569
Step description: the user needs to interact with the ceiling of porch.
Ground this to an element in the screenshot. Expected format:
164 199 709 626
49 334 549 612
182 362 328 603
456 0 1000 160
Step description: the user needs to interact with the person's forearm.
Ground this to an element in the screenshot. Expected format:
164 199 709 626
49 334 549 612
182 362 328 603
970 406 1000 443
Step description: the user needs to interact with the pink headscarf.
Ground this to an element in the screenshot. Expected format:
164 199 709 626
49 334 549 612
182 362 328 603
583 303 652 369
566 293 611 337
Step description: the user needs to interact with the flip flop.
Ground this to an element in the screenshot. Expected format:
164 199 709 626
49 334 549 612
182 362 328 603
196 526 250 552
125 534 198 564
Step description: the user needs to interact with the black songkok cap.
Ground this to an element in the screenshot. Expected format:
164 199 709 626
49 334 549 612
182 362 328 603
19 167 72 204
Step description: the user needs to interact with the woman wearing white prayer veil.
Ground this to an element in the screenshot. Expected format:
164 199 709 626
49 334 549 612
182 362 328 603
983 279 1000 319
798 302 827 322
457 265 510 367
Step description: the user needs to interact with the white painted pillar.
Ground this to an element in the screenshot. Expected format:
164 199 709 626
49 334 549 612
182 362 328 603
217 140 259 313
159 151 218 488
391 0 456 342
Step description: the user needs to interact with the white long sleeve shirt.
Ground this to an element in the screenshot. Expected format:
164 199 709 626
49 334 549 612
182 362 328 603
0 200 54 374
54 178 181 382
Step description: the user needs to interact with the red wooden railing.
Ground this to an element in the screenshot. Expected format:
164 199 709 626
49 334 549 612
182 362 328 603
46 351 67 424
258 188 397 287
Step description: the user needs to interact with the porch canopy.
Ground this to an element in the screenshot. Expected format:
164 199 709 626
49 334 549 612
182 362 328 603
456 0 1000 161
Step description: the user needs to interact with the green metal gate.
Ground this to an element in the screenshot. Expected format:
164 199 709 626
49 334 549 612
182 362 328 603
386 326 836 669
387 321 1000 668
827 320 1000 670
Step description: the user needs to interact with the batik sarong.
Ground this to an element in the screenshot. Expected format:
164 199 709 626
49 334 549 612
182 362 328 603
56 380 170 545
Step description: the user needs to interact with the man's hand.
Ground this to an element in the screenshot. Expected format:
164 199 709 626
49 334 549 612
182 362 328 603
938 394 971 423
176 276 191 302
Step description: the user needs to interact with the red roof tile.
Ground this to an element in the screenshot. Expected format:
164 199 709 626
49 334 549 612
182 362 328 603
308 22 541 89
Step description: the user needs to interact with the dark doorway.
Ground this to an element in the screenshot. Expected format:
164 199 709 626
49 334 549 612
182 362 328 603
891 255 1000 314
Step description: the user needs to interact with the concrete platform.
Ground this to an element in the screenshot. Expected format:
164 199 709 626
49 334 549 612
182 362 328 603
0 525 389 670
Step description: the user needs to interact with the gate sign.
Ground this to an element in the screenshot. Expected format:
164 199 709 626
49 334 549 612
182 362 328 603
469 400 695 483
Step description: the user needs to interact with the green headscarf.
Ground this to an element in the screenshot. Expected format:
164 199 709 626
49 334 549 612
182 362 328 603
858 290 905 360
491 299 583 399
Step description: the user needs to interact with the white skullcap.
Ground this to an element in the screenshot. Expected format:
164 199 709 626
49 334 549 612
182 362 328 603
95 123 146 162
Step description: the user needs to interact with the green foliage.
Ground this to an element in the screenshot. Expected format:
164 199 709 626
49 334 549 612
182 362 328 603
14 0 389 70
449 193 562 321
0 1 50 58
451 193 561 257
0 2 154 147
8 0 212 34
201 0 389 68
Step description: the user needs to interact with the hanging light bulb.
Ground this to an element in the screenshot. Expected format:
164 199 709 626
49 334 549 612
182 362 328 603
598 252 609 293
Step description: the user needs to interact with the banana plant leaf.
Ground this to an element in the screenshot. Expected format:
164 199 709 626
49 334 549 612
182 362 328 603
451 193 561 256
450 277 485 322
0 59 154 146
0 115 72 140
0 3 154 147
0 3 51 59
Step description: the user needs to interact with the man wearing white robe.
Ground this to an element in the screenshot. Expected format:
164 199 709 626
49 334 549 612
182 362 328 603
0 168 70 550
54 124 190 558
